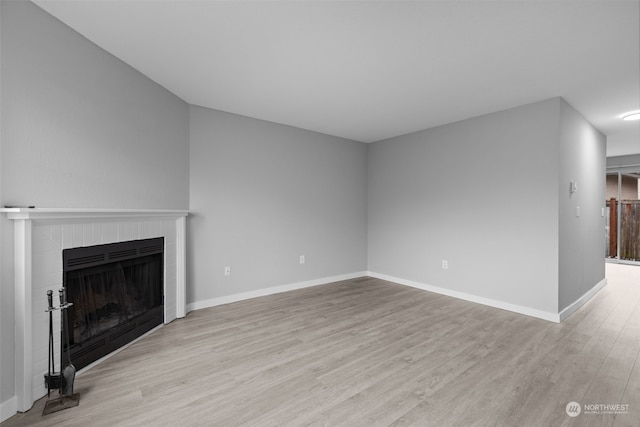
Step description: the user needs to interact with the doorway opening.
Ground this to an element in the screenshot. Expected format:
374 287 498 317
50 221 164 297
606 172 640 263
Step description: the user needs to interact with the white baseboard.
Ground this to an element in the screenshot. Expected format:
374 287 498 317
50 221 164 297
559 277 608 322
187 271 368 312
367 271 562 323
0 396 17 423
187 270 608 323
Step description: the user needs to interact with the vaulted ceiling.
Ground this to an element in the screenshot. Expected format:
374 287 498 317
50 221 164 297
34 0 640 156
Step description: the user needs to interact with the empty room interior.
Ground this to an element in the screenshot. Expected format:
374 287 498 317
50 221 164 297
1 0 640 425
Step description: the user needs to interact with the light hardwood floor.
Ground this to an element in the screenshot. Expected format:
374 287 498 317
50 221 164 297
3 263 639 426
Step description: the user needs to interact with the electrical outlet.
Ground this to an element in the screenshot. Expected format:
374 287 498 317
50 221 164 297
224 266 231 276
299 255 305 265
442 260 448 270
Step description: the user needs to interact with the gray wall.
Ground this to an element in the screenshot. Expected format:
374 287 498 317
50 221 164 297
188 106 367 304
1 1 189 209
558 99 606 311
0 0 189 411
368 99 563 314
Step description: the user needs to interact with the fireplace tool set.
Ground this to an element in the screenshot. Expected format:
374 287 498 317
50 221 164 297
43 288 80 415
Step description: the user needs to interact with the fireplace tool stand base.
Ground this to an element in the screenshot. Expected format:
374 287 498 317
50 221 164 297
42 393 80 415
42 289 80 416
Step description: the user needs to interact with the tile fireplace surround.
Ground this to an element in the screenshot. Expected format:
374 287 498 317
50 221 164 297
1 208 188 413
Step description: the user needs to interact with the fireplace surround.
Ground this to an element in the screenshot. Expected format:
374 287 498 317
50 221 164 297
1 208 188 412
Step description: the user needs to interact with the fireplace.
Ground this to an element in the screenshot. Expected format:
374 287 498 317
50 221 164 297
1 208 187 413
62 238 165 370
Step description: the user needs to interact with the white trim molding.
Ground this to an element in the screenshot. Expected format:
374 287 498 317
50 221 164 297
189 269 606 325
188 271 367 312
559 277 608 322
1 207 188 221
1 208 188 413
13 218 34 415
367 271 562 323
175 216 187 318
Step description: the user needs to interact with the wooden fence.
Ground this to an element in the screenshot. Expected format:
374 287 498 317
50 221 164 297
607 198 640 261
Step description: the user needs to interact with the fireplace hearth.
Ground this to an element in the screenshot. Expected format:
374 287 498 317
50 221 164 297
63 238 164 370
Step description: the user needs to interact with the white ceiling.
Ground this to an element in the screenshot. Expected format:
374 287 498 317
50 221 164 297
33 0 640 155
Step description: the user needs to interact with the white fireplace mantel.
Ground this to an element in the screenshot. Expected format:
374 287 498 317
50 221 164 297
1 207 189 220
1 208 188 412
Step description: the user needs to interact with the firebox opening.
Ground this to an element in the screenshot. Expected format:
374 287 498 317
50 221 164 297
62 237 164 371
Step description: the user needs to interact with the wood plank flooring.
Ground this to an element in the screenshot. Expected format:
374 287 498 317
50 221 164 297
3 264 639 426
